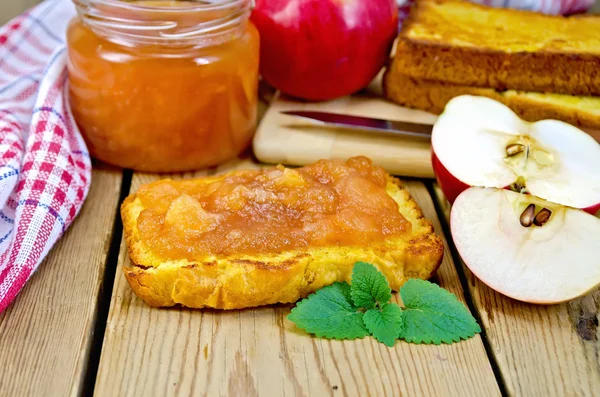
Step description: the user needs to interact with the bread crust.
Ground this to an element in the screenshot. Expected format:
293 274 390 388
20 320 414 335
383 71 600 131
394 0 600 96
121 175 444 310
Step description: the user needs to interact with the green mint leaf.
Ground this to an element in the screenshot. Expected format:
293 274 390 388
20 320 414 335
350 262 392 309
363 303 404 347
400 279 481 345
287 282 369 340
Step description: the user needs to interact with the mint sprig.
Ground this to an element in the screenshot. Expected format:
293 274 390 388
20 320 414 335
287 282 369 340
350 261 391 309
401 279 481 344
287 262 480 347
364 303 404 347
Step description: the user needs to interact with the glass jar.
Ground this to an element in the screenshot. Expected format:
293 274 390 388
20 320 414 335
67 0 259 172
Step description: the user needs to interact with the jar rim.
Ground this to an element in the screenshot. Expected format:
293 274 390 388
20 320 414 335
76 0 249 12
72 0 253 46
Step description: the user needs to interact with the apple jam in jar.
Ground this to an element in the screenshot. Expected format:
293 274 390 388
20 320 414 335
67 0 259 172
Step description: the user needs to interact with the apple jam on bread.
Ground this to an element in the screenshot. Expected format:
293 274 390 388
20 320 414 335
121 157 444 309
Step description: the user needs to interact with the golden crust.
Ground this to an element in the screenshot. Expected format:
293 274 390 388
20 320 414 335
383 72 600 130
121 174 444 310
393 0 600 96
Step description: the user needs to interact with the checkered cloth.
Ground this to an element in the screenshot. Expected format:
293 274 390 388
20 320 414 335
0 0 89 314
0 0 595 314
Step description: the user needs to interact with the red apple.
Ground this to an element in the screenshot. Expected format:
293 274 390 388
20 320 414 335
250 0 398 101
432 96 600 214
451 187 600 304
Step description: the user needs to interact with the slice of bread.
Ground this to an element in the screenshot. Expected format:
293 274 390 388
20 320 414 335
392 0 600 96
384 72 600 133
121 165 444 310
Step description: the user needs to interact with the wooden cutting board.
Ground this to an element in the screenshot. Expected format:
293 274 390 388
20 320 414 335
253 77 600 179
253 77 438 178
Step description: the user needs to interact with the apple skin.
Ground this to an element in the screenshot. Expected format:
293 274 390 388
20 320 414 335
583 201 600 216
431 150 471 206
250 0 398 101
432 148 600 215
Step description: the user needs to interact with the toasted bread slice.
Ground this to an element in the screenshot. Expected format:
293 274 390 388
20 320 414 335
121 161 444 310
384 72 600 132
392 0 600 96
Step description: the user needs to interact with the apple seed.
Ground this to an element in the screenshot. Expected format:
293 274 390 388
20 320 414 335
506 143 526 157
533 208 552 226
519 204 535 227
510 176 528 194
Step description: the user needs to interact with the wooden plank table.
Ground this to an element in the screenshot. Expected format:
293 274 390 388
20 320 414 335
1 2 599 396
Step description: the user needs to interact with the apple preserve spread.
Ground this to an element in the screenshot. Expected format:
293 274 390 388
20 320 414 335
67 0 259 172
135 157 410 259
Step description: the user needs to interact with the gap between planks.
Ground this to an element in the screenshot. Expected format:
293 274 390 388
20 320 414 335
92 158 501 397
0 166 123 397
81 169 134 396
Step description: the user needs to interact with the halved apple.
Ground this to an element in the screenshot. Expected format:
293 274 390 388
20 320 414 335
451 187 600 304
432 96 600 214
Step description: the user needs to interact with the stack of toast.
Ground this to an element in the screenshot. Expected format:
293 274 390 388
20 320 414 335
384 0 600 130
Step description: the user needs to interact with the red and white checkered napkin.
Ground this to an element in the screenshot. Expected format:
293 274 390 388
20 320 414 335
0 0 90 313
0 0 595 313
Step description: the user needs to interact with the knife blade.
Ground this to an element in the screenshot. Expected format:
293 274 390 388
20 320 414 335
280 110 433 140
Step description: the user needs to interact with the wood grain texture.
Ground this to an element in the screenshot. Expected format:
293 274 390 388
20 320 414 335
432 185 600 397
253 74 437 179
0 0 40 25
94 158 501 397
0 166 122 397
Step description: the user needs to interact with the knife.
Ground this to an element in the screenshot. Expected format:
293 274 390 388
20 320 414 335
280 110 433 140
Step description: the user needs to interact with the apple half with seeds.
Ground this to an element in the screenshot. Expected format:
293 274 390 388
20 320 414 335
432 96 600 214
451 187 600 304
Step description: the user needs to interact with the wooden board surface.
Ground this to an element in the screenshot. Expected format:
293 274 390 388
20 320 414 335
253 77 438 179
431 186 600 397
94 159 501 397
0 166 123 397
